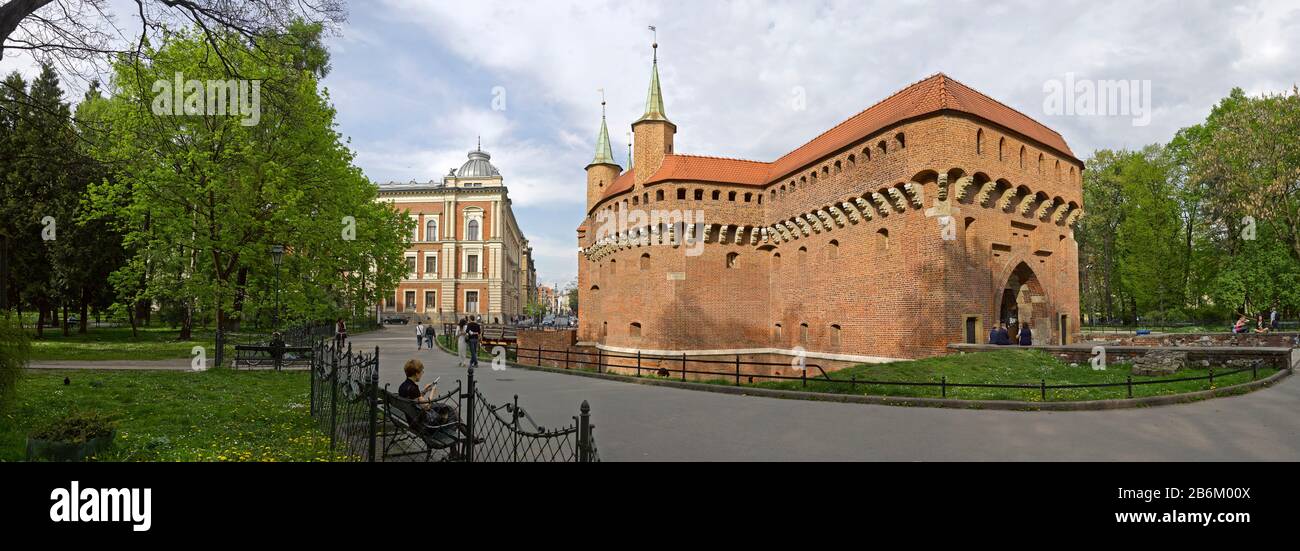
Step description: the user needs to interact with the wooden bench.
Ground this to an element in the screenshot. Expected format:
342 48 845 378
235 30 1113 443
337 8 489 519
232 344 312 370
380 388 464 462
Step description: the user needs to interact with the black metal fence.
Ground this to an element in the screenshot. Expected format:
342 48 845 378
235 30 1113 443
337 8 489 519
511 343 1275 402
307 331 598 462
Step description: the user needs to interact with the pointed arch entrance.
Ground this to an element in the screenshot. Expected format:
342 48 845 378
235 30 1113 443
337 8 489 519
998 262 1045 333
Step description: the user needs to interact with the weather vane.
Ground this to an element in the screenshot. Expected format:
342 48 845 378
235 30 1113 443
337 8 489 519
648 25 658 61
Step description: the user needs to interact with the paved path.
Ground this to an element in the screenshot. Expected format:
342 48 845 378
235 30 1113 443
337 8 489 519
356 327 1300 461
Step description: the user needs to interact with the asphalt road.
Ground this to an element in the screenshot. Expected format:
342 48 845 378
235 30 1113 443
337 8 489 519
359 326 1300 461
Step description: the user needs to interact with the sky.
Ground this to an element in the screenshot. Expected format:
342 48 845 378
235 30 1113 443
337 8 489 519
3 0 1299 287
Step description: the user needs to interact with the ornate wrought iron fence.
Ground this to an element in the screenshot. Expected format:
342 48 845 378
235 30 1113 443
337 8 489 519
306 328 598 462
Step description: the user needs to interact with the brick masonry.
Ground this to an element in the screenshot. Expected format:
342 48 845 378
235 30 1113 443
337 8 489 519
578 81 1085 361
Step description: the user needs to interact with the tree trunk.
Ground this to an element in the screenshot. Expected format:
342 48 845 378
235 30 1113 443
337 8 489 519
79 286 89 334
178 301 192 340
35 303 45 338
61 301 69 336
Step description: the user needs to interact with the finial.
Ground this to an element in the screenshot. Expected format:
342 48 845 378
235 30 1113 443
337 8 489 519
598 88 606 118
476 135 481 151
648 25 658 62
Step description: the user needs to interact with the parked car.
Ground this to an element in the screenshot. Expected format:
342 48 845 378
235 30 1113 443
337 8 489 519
382 315 408 325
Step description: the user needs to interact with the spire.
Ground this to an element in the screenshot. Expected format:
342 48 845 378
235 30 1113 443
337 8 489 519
589 97 617 167
636 28 670 124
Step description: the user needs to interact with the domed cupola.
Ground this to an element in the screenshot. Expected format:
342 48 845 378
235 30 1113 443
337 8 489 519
457 143 501 178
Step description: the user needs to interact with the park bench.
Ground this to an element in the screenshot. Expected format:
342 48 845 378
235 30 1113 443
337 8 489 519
479 325 517 348
233 343 312 370
380 387 465 462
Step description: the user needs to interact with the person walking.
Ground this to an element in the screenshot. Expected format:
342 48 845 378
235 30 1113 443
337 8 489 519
415 320 426 350
425 318 435 349
1018 322 1033 346
334 317 347 348
1270 305 1280 331
466 316 482 368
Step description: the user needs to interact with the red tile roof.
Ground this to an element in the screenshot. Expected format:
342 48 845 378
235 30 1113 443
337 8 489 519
591 73 1075 210
766 73 1076 183
644 155 771 186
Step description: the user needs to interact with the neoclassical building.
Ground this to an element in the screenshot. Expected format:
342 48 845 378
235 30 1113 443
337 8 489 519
379 144 536 324
577 46 1084 363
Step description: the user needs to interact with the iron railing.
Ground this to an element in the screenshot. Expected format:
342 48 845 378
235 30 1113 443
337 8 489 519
306 328 598 462
508 343 1275 402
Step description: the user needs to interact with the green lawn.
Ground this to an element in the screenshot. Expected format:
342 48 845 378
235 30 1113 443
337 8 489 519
25 326 220 361
728 349 1276 402
0 368 344 461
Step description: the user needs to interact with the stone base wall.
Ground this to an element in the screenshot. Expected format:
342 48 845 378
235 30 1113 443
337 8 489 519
1085 332 1300 348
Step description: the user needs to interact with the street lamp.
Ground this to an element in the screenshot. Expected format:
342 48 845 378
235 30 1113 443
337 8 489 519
271 244 284 330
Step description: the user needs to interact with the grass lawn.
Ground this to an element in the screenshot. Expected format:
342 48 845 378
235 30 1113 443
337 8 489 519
724 349 1277 402
25 326 220 362
0 368 344 461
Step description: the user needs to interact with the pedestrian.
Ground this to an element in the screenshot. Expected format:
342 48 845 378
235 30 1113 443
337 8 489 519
334 317 347 348
995 323 1011 345
1018 322 1032 346
1233 314 1248 334
466 316 482 368
415 320 425 350
457 316 467 338
425 318 435 349
1270 305 1280 331
988 323 1000 345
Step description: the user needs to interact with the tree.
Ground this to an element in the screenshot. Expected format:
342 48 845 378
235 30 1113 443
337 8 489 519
85 24 408 337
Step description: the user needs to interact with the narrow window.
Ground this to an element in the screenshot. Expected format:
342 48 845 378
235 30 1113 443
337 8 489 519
830 324 841 347
640 253 650 271
976 129 984 155
695 189 704 201
630 322 642 338
744 193 752 202
827 239 839 260
656 190 664 201
799 323 809 344
726 252 739 268
712 190 720 200
877 228 889 251
677 188 686 200
895 132 905 149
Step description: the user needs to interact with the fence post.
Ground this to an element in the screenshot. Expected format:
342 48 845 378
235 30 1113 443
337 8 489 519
465 365 477 463
512 395 520 463
564 347 570 369
368 361 378 463
636 350 642 377
328 343 339 452
735 355 741 386
1252 361 1258 381
1126 376 1133 398
1209 367 1214 387
681 353 687 382
1040 378 1046 401
597 347 603 373
801 368 807 388
941 376 946 398
851 374 856 391
578 400 592 463
309 342 316 417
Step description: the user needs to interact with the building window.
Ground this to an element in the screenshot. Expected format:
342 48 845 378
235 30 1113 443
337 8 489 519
728 191 737 201
656 190 665 201
774 323 783 341
726 252 739 268
830 324 841 347
827 240 839 260
385 294 396 311
712 190 720 200
772 252 781 270
744 193 752 202
405 256 416 277
640 253 650 271
426 219 438 241
998 137 1005 161
467 254 479 275
694 189 704 200
425 291 436 311
877 229 889 251
799 323 809 344
677 188 686 200
425 254 438 277
798 246 807 265
404 290 416 311
465 291 479 313
877 140 887 156
976 129 983 154
629 322 642 338
1019 146 1026 169
895 132 905 149
467 219 480 241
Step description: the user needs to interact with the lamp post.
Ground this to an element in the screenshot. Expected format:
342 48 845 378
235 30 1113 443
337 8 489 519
271 244 284 330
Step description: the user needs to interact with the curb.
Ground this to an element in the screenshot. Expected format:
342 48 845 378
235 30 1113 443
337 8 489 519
494 354 1293 412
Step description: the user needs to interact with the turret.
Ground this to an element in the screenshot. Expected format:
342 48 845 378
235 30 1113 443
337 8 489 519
586 99 622 213
632 39 675 187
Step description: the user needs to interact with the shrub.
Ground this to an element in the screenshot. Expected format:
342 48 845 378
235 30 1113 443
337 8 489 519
31 411 116 443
